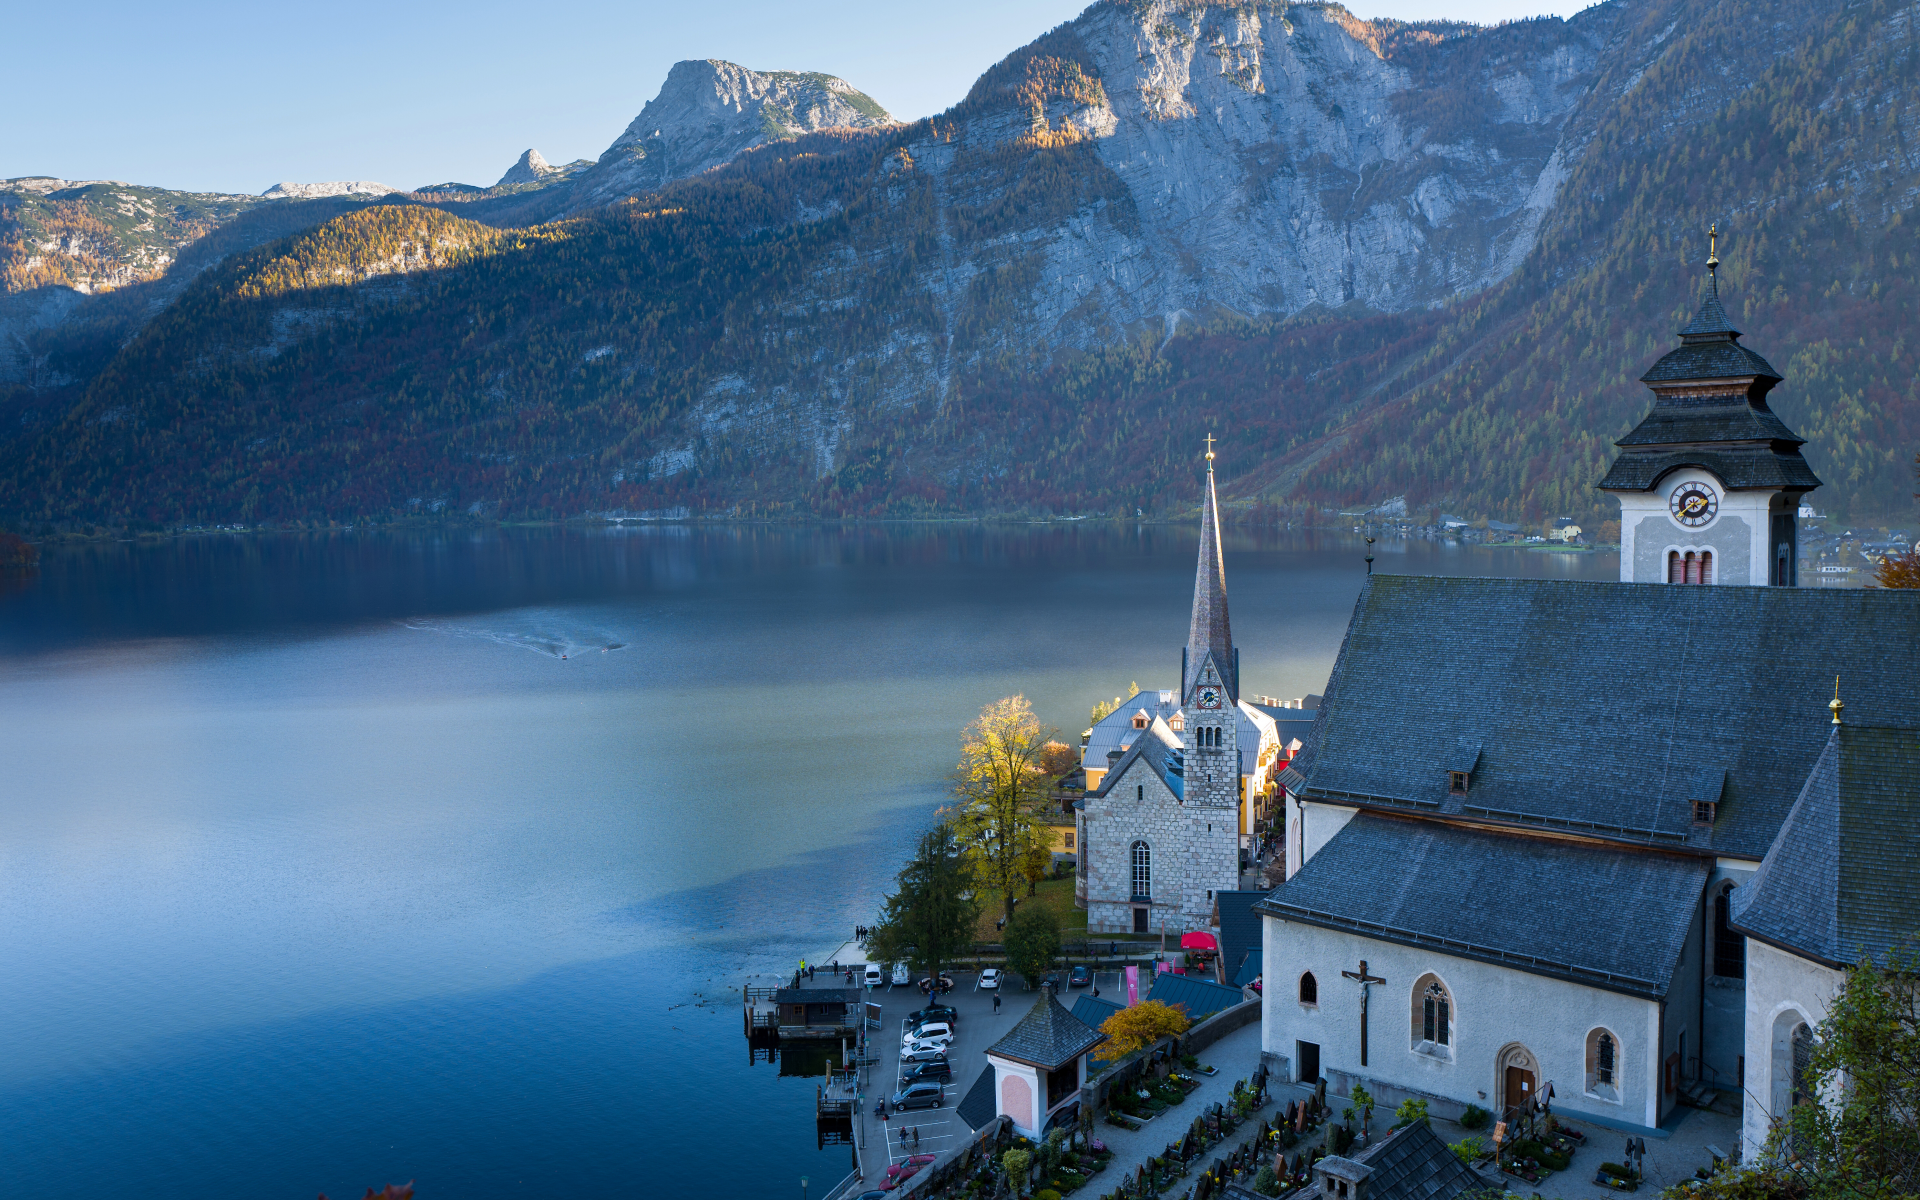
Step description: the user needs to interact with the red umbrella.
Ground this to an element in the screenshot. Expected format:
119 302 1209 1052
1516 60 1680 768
1180 932 1218 952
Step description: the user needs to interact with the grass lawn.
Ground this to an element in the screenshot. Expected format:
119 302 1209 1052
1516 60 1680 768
972 876 1090 941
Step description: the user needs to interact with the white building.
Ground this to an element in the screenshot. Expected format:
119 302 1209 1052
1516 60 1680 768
1258 263 1920 1140
1728 724 1920 1162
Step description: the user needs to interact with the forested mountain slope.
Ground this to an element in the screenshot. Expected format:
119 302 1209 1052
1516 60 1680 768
4 0 1918 527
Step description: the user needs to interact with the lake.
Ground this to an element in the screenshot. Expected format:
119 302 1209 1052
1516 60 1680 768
0 524 1616 1199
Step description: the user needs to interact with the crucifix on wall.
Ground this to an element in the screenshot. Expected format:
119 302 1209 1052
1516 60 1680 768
1341 959 1386 1066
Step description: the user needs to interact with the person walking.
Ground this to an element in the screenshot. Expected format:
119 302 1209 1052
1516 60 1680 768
992 992 1001 1014
912 1127 920 1149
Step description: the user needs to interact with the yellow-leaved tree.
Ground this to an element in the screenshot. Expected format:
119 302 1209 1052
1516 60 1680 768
1099 999 1192 1059
952 695 1055 926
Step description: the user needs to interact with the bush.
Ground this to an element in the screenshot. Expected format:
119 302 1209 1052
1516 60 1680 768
1459 1103 1491 1130
1036 1191 1062 1200
1252 1166 1282 1196
1394 1098 1429 1127
1330 1124 1355 1155
1450 1136 1486 1164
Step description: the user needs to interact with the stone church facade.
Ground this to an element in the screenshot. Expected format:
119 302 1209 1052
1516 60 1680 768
1259 259 1920 1140
1078 451 1251 936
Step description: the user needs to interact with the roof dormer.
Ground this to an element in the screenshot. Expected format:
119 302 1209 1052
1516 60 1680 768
1444 740 1481 797
1131 709 1150 730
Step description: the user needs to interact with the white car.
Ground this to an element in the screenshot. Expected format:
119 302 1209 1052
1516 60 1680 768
908 1021 953 1043
864 964 882 988
890 963 911 987
978 968 1002 990
902 1035 953 1057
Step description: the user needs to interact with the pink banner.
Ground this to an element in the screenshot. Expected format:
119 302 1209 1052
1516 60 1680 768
1125 965 1139 1006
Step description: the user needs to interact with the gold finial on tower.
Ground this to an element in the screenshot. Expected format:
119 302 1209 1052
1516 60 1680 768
1708 223 1719 270
1830 675 1844 726
1204 433 1217 464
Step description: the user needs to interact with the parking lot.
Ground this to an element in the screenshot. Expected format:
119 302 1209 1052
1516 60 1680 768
846 966 1154 1184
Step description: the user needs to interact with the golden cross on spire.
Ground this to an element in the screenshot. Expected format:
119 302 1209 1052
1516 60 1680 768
1830 675 1844 726
1204 434 1216 463
1708 223 1720 272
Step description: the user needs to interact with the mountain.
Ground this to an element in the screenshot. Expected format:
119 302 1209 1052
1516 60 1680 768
3 0 1918 529
495 150 596 188
260 181 401 200
562 60 895 210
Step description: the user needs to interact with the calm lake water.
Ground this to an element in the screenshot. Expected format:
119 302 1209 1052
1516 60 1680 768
0 524 1615 1199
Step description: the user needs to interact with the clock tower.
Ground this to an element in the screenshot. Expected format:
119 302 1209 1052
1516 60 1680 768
1179 441 1243 915
1599 232 1821 586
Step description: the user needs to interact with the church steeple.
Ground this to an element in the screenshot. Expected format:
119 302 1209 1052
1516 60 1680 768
1598 226 1821 586
1185 437 1236 704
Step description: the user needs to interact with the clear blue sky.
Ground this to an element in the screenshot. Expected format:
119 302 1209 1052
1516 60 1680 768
4 0 1594 196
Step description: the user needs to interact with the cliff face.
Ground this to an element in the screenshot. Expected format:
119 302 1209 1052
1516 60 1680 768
6 0 1920 526
565 59 897 208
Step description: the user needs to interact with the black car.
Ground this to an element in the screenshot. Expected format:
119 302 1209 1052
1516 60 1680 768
909 1004 958 1026
902 1059 953 1085
1068 964 1092 988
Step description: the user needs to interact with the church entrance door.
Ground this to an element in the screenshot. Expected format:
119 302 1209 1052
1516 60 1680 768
1297 1041 1320 1084
1504 1065 1535 1119
1133 907 1149 934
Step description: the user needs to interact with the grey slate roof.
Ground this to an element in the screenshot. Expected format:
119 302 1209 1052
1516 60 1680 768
1597 447 1822 492
1614 405 1804 448
1347 1118 1485 1200
1186 464 1236 702
1730 725 1920 969
1216 890 1266 984
1146 971 1248 1019
987 991 1107 1070
1084 691 1180 772
1250 704 1319 750
1260 813 1709 998
1070 993 1123 1034
1640 288 1783 383
955 1066 997 1131
1289 576 1920 861
1088 718 1185 802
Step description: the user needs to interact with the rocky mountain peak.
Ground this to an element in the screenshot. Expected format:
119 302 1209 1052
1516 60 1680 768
497 149 556 187
260 181 399 200
567 59 894 209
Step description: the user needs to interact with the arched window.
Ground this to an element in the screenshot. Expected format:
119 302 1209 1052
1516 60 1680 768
1791 1022 1814 1106
1130 841 1151 900
1411 973 1452 1055
1586 1028 1622 1101
1713 885 1745 978
1669 550 1716 585
1299 972 1318 1004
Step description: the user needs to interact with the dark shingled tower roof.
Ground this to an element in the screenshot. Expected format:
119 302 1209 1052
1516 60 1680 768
1185 454 1236 703
986 990 1107 1071
1730 725 1920 969
1600 253 1820 495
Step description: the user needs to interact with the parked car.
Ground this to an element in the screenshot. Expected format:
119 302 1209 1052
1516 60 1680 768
1068 964 1092 988
907 1021 953 1043
890 1081 945 1111
902 1035 952 1057
900 1045 949 1065
909 1004 957 1026
864 964 883 988
902 1059 952 1085
978 968 1002 990
1041 973 1062 992
891 962 911 987
918 974 955 995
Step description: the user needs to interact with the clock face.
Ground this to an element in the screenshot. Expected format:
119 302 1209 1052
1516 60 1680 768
1669 482 1719 528
1196 686 1222 710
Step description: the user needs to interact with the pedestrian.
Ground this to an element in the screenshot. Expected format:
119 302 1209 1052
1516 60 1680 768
993 992 1001 1013
913 1127 920 1148
899 1124 908 1145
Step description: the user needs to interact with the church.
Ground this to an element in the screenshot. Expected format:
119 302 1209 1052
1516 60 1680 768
1256 255 1920 1156
1074 445 1291 936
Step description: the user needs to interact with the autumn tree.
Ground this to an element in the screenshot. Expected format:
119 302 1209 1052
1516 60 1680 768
1874 547 1920 588
867 822 979 989
952 695 1055 924
1088 682 1141 729
1099 999 1191 1059
1772 939 1920 1198
1019 840 1054 896
1039 740 1079 778
1004 900 1061 987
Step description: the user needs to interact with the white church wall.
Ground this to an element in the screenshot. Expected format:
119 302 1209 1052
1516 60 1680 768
1262 915 1666 1133
1701 866 1757 1097
1617 468 1769 585
1740 939 1842 1161
1290 800 1355 879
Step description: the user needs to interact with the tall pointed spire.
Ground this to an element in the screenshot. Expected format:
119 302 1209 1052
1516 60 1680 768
1185 437 1234 703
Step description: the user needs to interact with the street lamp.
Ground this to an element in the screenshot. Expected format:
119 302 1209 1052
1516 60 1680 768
801 1176 809 1200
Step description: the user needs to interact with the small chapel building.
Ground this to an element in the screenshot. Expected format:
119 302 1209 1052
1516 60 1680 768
1076 448 1286 936
1257 257 1920 1140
